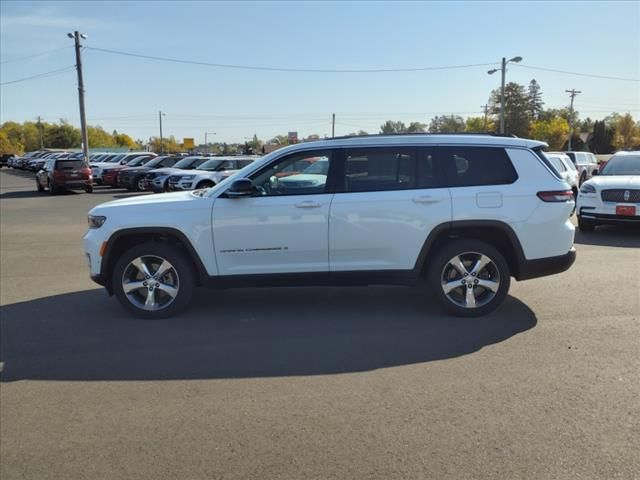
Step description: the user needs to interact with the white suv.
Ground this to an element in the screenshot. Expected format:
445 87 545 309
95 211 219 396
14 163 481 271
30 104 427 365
84 134 576 319
563 151 599 185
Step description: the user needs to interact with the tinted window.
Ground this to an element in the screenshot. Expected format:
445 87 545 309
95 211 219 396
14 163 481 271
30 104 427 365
237 159 254 168
600 155 640 175
548 156 567 172
344 148 414 192
250 151 332 196
55 160 85 170
439 147 517 187
159 157 179 167
417 148 438 188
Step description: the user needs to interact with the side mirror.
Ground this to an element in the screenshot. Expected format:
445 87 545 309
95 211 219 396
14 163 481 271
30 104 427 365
226 178 254 198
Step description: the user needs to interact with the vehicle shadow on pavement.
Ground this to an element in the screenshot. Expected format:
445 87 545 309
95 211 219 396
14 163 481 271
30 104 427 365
0 190 47 199
0 286 537 382
574 225 640 248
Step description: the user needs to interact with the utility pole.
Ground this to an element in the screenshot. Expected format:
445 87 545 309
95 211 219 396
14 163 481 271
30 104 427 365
332 113 335 138
37 116 44 149
159 111 165 154
565 89 581 151
68 31 89 163
481 104 489 130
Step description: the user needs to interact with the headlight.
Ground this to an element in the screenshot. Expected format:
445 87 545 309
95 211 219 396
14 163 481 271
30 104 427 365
180 175 195 180
580 183 596 194
88 215 107 229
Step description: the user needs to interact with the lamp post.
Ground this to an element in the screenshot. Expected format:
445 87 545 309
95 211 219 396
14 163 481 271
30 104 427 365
67 31 89 163
488 56 522 134
205 132 216 154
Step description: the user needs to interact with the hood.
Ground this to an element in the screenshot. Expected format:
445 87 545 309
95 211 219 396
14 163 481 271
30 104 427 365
90 191 200 213
586 175 640 189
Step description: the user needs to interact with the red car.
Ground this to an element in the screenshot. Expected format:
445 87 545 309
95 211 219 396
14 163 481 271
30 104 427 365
36 158 92 194
101 155 156 188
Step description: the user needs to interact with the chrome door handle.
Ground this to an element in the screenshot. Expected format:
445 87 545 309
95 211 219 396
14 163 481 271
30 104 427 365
295 201 321 209
413 196 441 204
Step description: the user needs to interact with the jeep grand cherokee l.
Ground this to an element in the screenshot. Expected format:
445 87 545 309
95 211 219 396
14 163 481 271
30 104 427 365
84 134 576 319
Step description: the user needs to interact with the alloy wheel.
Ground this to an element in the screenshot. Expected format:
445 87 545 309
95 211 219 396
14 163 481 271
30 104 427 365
121 255 180 311
440 251 500 309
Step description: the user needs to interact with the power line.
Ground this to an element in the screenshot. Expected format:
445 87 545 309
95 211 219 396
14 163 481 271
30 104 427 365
514 63 639 82
85 46 498 73
0 46 71 64
0 66 76 86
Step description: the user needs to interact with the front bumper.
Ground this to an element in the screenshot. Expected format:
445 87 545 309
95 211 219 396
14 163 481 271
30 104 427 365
517 248 576 281
577 192 639 224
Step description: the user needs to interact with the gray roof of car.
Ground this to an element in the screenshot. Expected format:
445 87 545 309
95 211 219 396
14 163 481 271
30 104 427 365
269 134 547 155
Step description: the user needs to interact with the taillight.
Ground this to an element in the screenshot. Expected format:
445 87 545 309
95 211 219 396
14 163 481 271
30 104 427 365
82 167 91 175
537 190 574 202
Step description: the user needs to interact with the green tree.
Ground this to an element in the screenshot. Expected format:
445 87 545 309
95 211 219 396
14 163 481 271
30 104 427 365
380 120 406 134
465 116 494 133
45 121 81 148
612 113 640 149
529 117 570 150
0 130 23 155
527 79 544 120
428 115 465 133
347 130 369 137
88 126 115 147
406 122 427 133
489 82 530 137
590 120 614 154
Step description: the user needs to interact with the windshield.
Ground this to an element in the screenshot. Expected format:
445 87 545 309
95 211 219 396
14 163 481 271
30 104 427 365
144 156 171 168
599 155 640 175
198 159 224 171
173 157 208 169
126 156 153 167
108 154 125 163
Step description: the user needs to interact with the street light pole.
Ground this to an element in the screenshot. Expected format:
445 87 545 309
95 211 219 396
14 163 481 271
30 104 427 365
68 31 89 163
488 56 522 135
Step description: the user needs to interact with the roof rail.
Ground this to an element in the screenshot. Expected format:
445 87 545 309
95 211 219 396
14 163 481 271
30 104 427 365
329 132 518 141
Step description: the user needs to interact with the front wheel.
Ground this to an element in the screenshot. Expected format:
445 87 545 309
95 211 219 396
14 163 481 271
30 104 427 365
112 242 195 319
428 239 511 317
196 180 215 189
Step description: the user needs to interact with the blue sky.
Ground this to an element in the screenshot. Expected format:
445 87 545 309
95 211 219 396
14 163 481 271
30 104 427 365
1 1 639 144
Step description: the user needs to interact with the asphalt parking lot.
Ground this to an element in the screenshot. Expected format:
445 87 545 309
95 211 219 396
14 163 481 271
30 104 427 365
1 167 639 480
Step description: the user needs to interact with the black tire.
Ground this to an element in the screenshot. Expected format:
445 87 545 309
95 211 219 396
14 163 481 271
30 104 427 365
196 180 215 189
578 217 596 232
48 180 57 195
428 239 511 317
112 242 196 319
579 173 587 186
37 180 44 192
85 185 93 193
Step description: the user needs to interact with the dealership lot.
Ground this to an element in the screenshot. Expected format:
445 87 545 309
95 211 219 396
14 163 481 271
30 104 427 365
1 168 639 479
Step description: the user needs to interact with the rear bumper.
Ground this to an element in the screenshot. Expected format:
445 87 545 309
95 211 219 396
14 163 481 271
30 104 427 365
516 248 576 281
578 210 640 225
59 180 92 189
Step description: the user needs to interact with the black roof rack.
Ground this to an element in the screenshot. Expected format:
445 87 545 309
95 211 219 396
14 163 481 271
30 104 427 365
328 132 519 141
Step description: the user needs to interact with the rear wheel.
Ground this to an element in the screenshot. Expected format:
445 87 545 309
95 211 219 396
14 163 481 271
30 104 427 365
428 239 510 317
579 172 587 186
112 242 195 319
578 217 596 232
85 185 93 193
48 180 57 195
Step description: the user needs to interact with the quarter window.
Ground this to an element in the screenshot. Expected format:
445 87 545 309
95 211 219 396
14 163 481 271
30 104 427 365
344 148 414 192
439 147 517 187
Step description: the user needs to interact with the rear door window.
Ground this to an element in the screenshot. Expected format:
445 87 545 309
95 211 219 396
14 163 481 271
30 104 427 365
55 160 85 170
343 148 415 192
437 146 518 187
